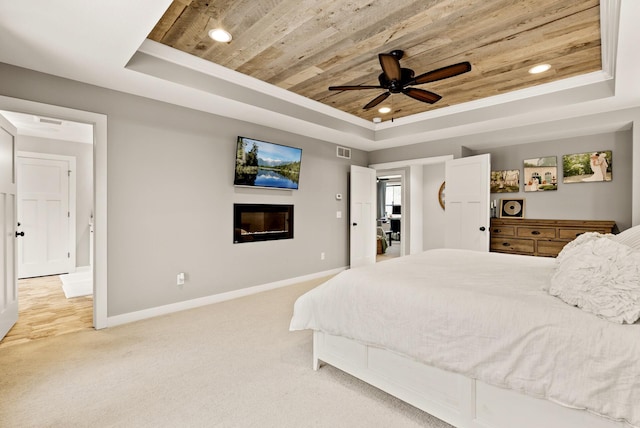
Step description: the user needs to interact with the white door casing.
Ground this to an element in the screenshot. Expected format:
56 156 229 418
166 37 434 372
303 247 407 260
0 114 18 340
350 165 377 268
17 153 74 278
444 154 490 251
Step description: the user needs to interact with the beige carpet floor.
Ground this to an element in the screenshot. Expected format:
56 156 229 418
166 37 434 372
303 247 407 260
0 276 453 428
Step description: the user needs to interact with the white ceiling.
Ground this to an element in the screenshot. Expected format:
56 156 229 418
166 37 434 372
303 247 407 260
0 110 93 144
0 0 638 152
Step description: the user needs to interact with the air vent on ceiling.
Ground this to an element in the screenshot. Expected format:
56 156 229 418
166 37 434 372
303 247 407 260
39 117 63 125
336 146 351 159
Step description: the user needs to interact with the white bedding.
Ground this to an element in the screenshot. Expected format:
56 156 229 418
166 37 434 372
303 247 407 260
290 249 640 427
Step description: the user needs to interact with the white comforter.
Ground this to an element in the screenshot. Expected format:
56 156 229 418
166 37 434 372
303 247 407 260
290 249 640 427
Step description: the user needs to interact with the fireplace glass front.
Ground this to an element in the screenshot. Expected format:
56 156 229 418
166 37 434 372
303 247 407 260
233 204 294 243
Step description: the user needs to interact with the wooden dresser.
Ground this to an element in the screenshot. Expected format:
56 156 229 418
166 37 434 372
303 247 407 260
490 218 618 257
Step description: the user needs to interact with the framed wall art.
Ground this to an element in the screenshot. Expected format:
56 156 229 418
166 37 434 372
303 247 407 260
490 170 520 193
523 156 558 192
562 150 612 183
499 198 525 218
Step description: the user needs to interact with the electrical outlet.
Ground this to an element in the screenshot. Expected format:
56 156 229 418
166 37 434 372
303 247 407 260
177 272 185 285
320 252 325 260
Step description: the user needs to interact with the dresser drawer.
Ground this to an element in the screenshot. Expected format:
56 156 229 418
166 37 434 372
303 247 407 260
558 228 608 240
517 227 556 239
490 237 534 254
537 240 568 257
490 226 515 237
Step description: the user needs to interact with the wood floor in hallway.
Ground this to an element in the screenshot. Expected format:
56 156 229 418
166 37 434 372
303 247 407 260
0 275 93 349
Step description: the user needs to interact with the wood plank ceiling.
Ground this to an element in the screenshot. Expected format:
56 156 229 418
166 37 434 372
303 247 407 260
148 0 601 123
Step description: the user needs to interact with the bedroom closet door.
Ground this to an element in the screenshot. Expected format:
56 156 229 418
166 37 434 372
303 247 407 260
444 154 490 251
350 165 376 268
0 114 18 340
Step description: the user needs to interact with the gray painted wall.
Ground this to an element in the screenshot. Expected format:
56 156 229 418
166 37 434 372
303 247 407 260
422 163 445 250
0 63 367 317
17 136 93 267
470 131 632 231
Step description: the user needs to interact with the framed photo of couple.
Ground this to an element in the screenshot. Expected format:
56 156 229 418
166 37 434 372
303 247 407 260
562 151 612 183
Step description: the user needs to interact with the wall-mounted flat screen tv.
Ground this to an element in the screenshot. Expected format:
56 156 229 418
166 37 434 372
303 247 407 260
234 136 302 190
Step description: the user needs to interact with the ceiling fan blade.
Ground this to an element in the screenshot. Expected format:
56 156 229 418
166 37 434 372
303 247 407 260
328 85 383 91
363 92 390 110
379 54 402 81
403 88 442 104
411 62 472 85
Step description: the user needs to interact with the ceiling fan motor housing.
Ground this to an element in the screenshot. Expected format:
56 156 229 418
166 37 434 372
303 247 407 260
378 68 416 92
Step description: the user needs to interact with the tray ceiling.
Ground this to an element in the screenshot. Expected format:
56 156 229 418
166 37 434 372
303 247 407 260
148 0 602 123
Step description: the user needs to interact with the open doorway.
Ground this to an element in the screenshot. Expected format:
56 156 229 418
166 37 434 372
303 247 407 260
0 110 95 347
376 171 404 262
0 95 107 333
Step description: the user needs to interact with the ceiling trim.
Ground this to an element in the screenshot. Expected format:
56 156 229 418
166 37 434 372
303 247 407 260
134 39 373 130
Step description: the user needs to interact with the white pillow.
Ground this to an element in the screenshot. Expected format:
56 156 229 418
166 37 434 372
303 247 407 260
549 235 640 324
610 224 640 250
555 232 609 264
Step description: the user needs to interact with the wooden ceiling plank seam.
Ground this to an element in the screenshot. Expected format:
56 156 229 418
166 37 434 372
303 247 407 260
147 1 188 41
157 4 207 47
232 0 397 81
195 0 300 65
210 1 323 70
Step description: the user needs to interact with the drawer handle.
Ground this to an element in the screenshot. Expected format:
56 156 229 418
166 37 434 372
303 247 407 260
494 229 501 233
531 231 541 235
502 242 511 247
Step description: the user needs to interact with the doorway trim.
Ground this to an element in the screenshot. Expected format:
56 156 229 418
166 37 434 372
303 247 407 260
17 151 77 277
1 95 107 329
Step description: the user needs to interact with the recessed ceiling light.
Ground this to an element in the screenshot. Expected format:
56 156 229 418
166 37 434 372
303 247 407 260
372 117 382 123
528 64 551 74
208 28 232 43
378 107 391 114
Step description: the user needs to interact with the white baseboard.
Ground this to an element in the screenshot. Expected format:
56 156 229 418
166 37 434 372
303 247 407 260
106 267 346 328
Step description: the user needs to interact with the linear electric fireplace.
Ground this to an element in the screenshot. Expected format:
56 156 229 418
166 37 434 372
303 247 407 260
233 204 294 243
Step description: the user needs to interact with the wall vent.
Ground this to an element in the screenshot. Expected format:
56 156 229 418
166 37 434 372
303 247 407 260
39 117 63 125
336 146 351 159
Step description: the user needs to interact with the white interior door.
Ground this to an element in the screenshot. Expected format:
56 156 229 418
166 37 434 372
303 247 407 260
350 165 376 268
444 154 490 251
17 156 70 278
0 114 18 340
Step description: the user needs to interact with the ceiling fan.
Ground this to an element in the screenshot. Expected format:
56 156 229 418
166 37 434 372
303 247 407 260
328 50 471 110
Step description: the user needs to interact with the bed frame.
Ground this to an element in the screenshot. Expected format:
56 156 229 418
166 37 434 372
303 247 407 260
313 331 627 428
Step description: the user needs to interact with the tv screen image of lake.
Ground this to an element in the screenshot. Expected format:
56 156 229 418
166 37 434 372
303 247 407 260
235 139 301 189
254 168 297 188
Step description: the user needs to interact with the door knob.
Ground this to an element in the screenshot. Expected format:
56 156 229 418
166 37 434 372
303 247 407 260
352 222 358 226
479 226 486 231
15 231 24 237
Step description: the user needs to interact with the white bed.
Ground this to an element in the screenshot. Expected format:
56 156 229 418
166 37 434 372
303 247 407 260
290 243 640 428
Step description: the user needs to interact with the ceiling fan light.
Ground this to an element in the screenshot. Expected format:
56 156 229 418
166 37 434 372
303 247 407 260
208 28 232 43
378 107 391 114
528 64 551 74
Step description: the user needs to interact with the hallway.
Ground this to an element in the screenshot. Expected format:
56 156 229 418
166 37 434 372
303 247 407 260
0 276 93 349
